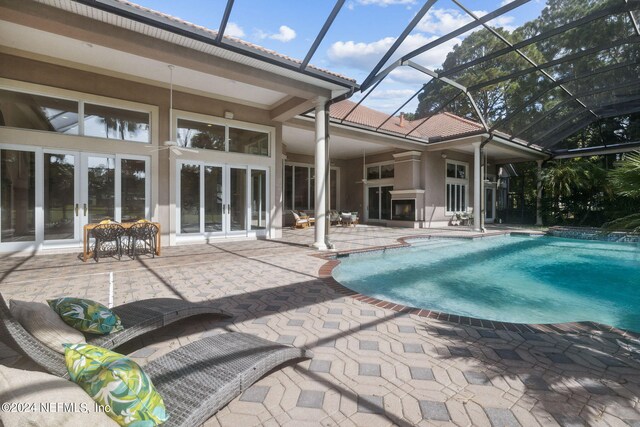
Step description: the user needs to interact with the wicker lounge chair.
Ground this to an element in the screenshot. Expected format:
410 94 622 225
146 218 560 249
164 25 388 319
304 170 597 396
0 297 311 427
0 294 231 354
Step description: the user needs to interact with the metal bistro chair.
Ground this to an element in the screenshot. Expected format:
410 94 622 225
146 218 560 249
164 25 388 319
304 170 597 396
127 221 159 259
92 223 126 262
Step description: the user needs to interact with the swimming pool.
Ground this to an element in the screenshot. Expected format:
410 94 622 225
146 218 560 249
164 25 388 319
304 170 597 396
332 235 640 332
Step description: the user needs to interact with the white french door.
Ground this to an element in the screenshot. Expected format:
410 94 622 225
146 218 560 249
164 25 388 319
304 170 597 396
0 144 150 252
178 162 268 239
485 186 496 223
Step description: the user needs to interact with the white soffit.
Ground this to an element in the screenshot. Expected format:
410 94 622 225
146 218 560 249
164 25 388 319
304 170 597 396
283 125 393 159
0 21 288 109
33 0 353 97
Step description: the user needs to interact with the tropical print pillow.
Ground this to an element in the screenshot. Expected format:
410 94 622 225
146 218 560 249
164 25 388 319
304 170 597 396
65 343 169 426
47 297 124 335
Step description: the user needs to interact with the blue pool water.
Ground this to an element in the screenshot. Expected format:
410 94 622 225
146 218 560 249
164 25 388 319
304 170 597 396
332 236 640 332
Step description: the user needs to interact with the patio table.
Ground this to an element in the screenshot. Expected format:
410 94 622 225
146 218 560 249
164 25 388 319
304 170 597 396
82 222 161 262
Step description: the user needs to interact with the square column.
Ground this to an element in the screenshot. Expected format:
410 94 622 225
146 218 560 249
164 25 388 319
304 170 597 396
313 97 328 250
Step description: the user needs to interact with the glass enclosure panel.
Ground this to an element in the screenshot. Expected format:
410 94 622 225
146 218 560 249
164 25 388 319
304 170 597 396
44 153 75 240
368 187 380 220
204 166 223 233
177 119 225 151
381 186 393 220
284 165 293 210
228 127 268 156
380 164 394 179
121 159 146 222
84 104 149 142
1 150 35 242
87 156 115 224
293 166 309 210
330 169 337 210
367 166 380 180
229 168 246 232
251 169 267 230
0 89 78 134
180 164 200 233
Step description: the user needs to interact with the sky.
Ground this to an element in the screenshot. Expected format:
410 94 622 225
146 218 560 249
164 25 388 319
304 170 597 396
132 0 547 114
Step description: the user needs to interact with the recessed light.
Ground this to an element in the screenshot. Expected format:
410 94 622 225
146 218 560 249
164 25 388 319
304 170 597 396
207 124 212 127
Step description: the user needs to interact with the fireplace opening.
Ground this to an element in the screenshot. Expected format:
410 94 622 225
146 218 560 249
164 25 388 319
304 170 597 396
392 199 416 221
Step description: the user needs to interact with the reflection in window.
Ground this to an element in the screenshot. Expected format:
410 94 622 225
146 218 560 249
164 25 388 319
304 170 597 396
87 156 115 224
284 165 293 210
121 159 146 222
367 166 380 180
204 166 223 232
251 169 267 230
84 103 149 142
0 89 78 134
180 164 200 233
44 153 75 240
380 164 394 179
1 150 36 242
228 127 269 156
330 169 337 210
177 119 225 151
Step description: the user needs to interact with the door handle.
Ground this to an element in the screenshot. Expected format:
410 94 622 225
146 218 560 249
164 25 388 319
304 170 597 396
75 203 79 216
222 204 226 214
83 203 87 216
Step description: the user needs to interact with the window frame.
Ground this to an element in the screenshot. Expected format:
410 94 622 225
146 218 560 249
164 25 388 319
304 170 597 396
365 160 394 182
445 159 469 215
283 161 340 211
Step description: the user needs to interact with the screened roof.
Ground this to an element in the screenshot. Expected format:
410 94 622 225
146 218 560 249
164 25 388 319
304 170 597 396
70 0 640 157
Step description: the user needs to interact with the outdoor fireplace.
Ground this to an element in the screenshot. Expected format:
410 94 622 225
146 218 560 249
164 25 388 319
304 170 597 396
392 199 416 221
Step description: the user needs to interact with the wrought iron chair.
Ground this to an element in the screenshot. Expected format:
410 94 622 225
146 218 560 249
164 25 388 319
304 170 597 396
92 223 126 262
127 221 159 259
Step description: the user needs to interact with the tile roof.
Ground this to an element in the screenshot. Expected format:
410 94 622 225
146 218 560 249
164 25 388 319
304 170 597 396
329 100 484 141
109 0 356 83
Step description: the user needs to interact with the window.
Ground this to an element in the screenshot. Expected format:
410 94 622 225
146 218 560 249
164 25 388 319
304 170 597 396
84 104 149 142
177 119 225 151
229 127 269 156
175 117 270 157
180 164 201 234
445 160 468 213
366 163 394 181
284 164 339 211
0 88 151 142
0 89 78 134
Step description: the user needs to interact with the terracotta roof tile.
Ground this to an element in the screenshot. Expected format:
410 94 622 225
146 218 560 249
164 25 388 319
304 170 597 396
111 0 356 83
329 100 484 141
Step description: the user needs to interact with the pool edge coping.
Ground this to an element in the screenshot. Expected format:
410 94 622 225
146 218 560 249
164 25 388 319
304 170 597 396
314 232 640 342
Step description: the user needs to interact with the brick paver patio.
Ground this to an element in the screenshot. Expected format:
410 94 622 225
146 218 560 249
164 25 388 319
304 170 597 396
1 225 639 426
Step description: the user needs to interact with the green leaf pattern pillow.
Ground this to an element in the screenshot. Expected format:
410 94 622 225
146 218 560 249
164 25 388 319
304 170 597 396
48 297 124 335
65 343 169 426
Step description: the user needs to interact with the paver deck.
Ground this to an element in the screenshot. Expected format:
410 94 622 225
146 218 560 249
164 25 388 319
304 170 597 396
1 225 639 426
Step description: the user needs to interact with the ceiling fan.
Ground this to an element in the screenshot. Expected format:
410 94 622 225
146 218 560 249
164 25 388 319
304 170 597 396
145 65 198 156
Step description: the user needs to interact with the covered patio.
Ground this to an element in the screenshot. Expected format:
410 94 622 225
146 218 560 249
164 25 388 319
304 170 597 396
2 226 638 426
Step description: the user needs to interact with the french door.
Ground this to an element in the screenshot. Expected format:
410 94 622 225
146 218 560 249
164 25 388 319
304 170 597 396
0 145 150 251
178 162 268 238
485 186 496 223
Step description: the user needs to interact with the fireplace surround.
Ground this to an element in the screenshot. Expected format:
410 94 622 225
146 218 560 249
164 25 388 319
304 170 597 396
392 199 416 221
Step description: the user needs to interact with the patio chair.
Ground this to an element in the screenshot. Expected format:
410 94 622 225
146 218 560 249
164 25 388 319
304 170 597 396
291 210 309 228
0 296 311 427
127 221 159 259
340 212 354 227
0 293 231 360
92 222 126 261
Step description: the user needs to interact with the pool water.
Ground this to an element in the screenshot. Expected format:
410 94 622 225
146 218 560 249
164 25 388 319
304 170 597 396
332 235 640 332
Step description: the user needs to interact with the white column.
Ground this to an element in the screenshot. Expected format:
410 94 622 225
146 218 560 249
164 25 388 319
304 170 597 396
313 97 328 250
473 142 482 231
536 159 544 226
